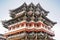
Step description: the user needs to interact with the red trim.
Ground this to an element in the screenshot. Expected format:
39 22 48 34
6 21 54 36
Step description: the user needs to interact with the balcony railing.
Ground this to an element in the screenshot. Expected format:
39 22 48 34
6 21 54 36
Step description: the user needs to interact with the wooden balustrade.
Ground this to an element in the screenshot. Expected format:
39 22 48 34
7 21 54 36
8 21 51 30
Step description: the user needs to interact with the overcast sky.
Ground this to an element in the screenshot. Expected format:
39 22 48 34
0 0 60 40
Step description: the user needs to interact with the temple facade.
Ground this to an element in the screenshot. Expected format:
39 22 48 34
2 3 56 40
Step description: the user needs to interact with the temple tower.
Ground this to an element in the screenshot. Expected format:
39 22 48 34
2 3 56 40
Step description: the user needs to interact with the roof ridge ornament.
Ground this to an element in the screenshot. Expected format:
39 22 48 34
28 3 35 11
36 3 42 12
36 3 41 8
29 3 34 7
22 2 27 7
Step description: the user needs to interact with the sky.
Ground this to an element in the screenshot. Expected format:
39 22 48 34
0 0 60 40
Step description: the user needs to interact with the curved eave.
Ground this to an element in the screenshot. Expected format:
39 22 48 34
2 21 8 29
3 26 8 29
10 3 49 13
0 34 4 36
2 25 8 29
36 3 49 13
2 13 25 29
0 34 6 39
10 3 27 12
42 15 57 26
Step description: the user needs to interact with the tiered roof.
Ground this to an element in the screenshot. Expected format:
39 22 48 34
2 3 56 28
10 3 49 18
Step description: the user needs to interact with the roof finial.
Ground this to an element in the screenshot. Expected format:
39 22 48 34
22 2 27 7
36 3 40 8
29 3 34 7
